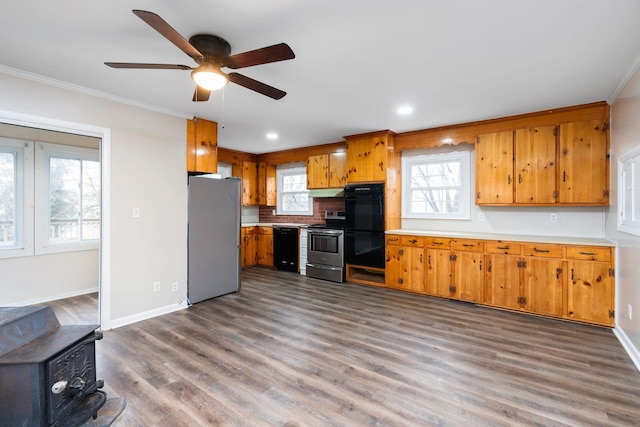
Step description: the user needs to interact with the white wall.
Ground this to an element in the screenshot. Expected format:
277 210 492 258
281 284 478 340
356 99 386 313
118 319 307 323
0 73 188 327
402 146 606 238
607 66 640 366
1 251 98 304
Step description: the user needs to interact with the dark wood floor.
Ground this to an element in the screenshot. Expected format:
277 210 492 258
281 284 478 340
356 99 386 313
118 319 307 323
65 268 640 426
47 291 99 325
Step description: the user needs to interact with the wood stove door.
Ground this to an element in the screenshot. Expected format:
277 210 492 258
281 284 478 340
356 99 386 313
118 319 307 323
45 333 100 425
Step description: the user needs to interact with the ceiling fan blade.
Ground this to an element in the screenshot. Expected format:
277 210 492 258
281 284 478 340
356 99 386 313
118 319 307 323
132 9 203 60
228 73 286 99
223 43 295 69
105 62 193 70
192 86 211 102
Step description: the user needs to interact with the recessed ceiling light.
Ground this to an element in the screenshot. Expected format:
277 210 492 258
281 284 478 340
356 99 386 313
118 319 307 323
266 132 278 140
397 106 414 116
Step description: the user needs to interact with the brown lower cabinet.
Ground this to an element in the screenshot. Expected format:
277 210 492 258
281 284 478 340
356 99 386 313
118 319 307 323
242 226 274 269
384 234 615 327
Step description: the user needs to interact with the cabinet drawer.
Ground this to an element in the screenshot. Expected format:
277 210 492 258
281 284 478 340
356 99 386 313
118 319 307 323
257 226 273 235
485 241 521 255
386 235 402 245
452 239 484 252
522 243 563 258
566 246 611 262
400 236 424 247
424 237 451 249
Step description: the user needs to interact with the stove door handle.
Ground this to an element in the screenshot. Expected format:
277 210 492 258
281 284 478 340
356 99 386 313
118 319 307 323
52 380 68 394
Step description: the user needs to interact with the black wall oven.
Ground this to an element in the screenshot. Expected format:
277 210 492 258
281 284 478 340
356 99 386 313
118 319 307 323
344 183 385 269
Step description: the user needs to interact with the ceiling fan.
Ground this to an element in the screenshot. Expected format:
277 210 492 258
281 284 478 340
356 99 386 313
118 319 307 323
105 10 295 102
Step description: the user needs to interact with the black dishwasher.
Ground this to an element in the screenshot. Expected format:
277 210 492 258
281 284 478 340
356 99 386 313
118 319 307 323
273 227 299 272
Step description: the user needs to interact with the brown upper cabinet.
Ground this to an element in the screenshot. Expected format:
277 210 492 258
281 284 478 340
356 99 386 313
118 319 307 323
345 131 395 183
187 118 218 173
476 119 609 206
257 162 276 206
306 153 347 189
558 120 609 204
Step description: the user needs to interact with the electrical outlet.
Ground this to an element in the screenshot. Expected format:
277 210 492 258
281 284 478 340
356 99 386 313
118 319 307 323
132 207 141 218
153 281 161 292
629 304 633 320
172 281 179 292
550 213 558 223
478 212 485 222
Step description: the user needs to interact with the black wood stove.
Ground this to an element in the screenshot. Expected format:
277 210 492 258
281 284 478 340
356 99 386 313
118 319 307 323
0 305 107 426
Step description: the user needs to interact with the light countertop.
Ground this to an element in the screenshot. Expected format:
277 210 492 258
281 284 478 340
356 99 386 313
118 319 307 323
242 223 309 228
386 229 615 247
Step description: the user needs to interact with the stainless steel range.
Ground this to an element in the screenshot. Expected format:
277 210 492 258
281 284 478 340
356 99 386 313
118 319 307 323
306 210 345 283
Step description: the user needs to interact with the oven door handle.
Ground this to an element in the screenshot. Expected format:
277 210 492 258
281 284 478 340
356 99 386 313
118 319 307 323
309 229 343 235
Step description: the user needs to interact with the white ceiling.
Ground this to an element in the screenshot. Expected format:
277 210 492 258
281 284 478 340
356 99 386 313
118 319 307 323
1 1 639 154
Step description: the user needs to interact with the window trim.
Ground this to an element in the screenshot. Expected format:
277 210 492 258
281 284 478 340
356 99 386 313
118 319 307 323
618 145 640 237
35 142 100 255
401 150 471 220
0 138 33 259
276 165 313 216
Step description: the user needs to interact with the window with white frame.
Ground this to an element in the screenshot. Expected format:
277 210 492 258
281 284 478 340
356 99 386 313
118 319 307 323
618 146 640 236
0 137 99 259
276 165 313 215
402 150 471 220
37 143 100 252
0 140 26 252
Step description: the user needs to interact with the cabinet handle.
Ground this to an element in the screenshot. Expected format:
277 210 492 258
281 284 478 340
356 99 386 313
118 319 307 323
571 268 574 280
563 171 567 182
579 251 597 256
533 248 550 253
389 237 399 242
518 174 522 184
507 175 512 185
428 255 431 266
497 246 510 250
462 243 475 247
488 260 492 273
432 241 444 246
420 253 423 263
408 239 418 244
479 260 483 271
556 267 562 279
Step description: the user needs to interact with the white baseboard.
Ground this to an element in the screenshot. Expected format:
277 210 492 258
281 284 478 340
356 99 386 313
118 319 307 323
9 287 99 307
108 300 189 330
613 326 640 373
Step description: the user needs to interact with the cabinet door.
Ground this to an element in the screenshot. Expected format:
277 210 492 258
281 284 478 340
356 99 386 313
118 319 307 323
453 251 484 303
242 161 258 206
346 136 387 183
514 126 557 204
399 246 425 293
475 131 514 204
306 154 329 189
523 258 563 317
257 233 274 267
558 120 609 205
566 260 614 325
257 162 267 205
186 118 217 173
385 244 402 288
265 163 277 207
329 153 347 187
425 248 452 298
485 254 521 310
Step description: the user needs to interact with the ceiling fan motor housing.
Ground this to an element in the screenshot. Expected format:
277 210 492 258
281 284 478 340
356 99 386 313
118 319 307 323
189 34 231 63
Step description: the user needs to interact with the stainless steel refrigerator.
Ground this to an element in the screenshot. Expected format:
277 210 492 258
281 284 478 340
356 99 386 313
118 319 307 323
188 175 241 304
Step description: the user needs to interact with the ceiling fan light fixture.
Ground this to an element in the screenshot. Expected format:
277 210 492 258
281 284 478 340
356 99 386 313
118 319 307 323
191 65 228 91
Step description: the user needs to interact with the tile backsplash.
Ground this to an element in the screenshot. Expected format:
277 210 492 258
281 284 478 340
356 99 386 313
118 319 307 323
259 197 345 224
